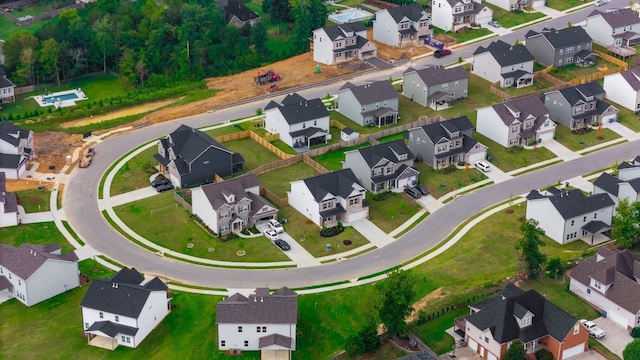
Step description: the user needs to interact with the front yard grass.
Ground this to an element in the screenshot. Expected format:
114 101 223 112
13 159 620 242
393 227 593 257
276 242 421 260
545 0 586 11
415 163 488 199
553 126 621 151
366 192 422 233
115 192 290 262
110 146 157 196
548 61 622 82
484 4 545 29
433 27 493 44
473 133 557 172
607 100 640 132
257 161 321 198
501 76 556 97
312 142 371 171
220 137 282 172
15 188 50 213
0 222 71 251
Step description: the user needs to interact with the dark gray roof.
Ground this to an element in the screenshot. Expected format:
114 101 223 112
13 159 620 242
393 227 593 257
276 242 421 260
617 68 640 91
199 174 261 210
0 243 77 280
302 168 365 202
338 80 398 105
0 172 18 213
216 287 298 324
0 154 21 169
0 76 15 89
581 220 611 234
342 127 355 135
593 172 621 196
492 95 549 129
267 93 329 125
419 116 474 144
258 333 293 349
474 40 534 66
403 65 469 87
0 121 31 147
356 140 415 168
86 321 139 338
320 21 367 40
556 82 604 106
80 268 167 318
466 283 578 344
385 4 429 23
223 0 259 23
570 249 640 313
434 135 479 159
588 8 640 28
528 188 614 219
289 126 328 139
526 27 592 49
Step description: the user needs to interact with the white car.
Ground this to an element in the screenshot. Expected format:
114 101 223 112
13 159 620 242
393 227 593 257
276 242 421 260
475 160 491 172
594 0 606 6
579 319 606 338
268 219 284 233
263 229 280 242
488 20 501 28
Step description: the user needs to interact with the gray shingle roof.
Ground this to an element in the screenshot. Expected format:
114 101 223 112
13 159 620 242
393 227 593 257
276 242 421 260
0 173 17 214
419 116 474 144
557 82 604 106
302 168 365 202
403 65 469 87
492 95 549 129
588 8 640 28
0 76 15 89
396 351 439 360
0 243 77 280
593 172 621 196
216 287 298 324
199 174 260 210
384 4 429 23
87 321 139 337
0 121 30 147
338 80 398 105
474 40 534 66
617 67 640 91
267 93 329 125
528 188 614 219
320 21 367 41
356 140 415 168
223 0 259 23
258 333 293 349
163 125 238 165
526 27 592 49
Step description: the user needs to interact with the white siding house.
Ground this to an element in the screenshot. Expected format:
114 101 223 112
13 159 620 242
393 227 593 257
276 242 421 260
0 121 34 179
373 4 432 47
264 93 330 149
0 75 15 104
603 68 640 112
431 0 492 32
585 9 640 51
312 22 376 65
472 41 534 88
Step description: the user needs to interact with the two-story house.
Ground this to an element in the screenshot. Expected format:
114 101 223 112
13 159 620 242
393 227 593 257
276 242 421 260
543 82 618 130
431 0 492 32
472 40 535 88
288 168 368 227
217 287 298 357
585 8 640 56
0 121 34 179
462 283 588 360
477 95 556 148
337 80 398 127
407 116 487 168
0 172 18 228
402 65 469 109
0 73 15 104
217 0 260 28
191 174 278 235
312 22 377 65
593 158 640 205
264 93 330 149
0 243 78 306
570 248 640 331
486 0 545 12
603 67 640 112
343 140 419 192
154 125 244 188
81 267 170 350
373 4 432 48
525 187 615 245
525 27 596 68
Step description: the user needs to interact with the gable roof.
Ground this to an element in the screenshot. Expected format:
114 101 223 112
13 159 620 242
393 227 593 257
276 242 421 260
338 80 398 105
492 95 549 128
474 40 534 66
199 174 261 210
223 0 259 22
258 333 293 349
615 67 640 91
266 93 329 125
0 121 31 147
355 140 415 168
384 4 429 23
525 27 592 48
0 243 77 280
216 287 298 324
0 172 17 214
418 116 474 144
319 22 367 40
527 188 614 219
593 172 622 196
588 8 640 28
161 125 241 168
403 66 469 86
0 76 15 89
302 168 365 202
556 82 605 106
466 283 578 344
86 321 139 337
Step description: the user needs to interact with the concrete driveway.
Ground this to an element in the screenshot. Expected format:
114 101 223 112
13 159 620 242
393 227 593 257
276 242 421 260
593 317 633 358
255 223 320 267
565 349 609 360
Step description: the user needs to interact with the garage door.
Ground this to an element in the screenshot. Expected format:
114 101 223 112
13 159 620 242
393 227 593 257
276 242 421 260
487 352 497 360
468 151 486 164
468 339 478 352
538 129 555 142
532 0 545 8
601 113 617 126
608 309 628 328
562 343 585 360
170 173 181 188
347 210 368 223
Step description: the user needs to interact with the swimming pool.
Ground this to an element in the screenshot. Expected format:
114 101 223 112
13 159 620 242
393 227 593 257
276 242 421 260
328 9 373 24
42 92 80 104
34 88 88 108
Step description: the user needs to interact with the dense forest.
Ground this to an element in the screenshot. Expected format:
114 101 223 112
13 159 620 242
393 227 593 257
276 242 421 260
2 0 327 88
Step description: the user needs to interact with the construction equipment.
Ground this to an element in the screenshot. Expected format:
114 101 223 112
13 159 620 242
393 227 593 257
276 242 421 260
79 147 95 168
268 83 279 93
255 69 281 86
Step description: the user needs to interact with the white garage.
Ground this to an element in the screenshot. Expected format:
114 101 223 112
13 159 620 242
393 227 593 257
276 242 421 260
468 338 478 352
532 0 545 8
468 151 487 164
607 308 628 328
561 343 585 360
487 352 498 360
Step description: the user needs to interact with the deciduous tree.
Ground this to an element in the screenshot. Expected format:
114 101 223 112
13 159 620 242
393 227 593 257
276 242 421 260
377 269 415 337
516 219 547 278
623 339 640 360
345 322 380 357
504 339 527 360
39 38 61 85
612 199 640 249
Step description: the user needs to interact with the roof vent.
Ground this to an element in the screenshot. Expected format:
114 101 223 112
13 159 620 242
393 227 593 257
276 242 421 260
260 297 264 302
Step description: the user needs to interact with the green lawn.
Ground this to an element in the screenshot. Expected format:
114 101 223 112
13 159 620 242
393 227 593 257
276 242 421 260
270 139 298 155
553 126 621 151
110 146 157 196
10 0 75 17
416 308 466 354
473 133 557 172
377 131 406 143
221 138 282 172
0 222 71 251
548 61 622 82
0 12 58 40
78 258 117 280
521 277 600 320
331 110 409 135
502 77 556 97
312 142 370 171
15 188 50 212
545 0 587 11
607 100 640 132
203 124 245 138
115 192 290 262
415 163 487 199
257 161 321 198
366 192 422 233
484 5 545 28
433 27 493 43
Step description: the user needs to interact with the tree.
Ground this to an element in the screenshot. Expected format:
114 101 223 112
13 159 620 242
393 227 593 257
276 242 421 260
251 21 269 57
612 199 640 249
136 58 148 87
504 339 527 360
515 219 547 279
269 0 290 34
623 339 640 360
39 38 61 85
345 322 380 357
377 269 415 338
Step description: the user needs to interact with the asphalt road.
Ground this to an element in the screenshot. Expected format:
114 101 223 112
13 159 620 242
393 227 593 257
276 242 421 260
64 0 638 288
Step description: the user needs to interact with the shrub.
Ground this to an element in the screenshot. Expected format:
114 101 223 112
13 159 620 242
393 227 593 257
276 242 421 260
546 257 563 278
371 190 393 201
320 224 345 237
535 349 554 360
631 327 640 338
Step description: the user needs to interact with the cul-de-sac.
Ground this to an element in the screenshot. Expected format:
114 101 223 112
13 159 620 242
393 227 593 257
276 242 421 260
2 0 640 359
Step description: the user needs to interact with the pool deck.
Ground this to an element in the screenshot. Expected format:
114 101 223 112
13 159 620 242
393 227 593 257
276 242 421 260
328 8 373 24
34 89 89 108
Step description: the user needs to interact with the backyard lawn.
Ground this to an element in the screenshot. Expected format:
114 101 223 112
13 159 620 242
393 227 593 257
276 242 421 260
473 133 557 172
548 61 622 82
203 124 245 138
366 192 423 233
312 142 370 171
221 137 282 171
501 77 556 97
0 222 71 251
553 126 622 151
15 188 51 212
484 4 546 28
115 192 290 262
257 161 321 198
110 145 157 196
415 163 488 199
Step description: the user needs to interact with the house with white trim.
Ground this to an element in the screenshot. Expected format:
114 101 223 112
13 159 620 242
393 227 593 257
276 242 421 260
264 93 330 149
543 82 618 130
593 157 640 204
402 65 469 110
0 74 15 104
585 9 640 54
431 0 492 32
337 80 399 127
0 121 34 179
0 172 18 228
603 67 640 112
312 22 377 65
472 40 534 88
373 4 432 47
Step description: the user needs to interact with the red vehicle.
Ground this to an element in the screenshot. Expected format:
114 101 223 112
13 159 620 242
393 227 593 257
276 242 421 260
434 49 452 58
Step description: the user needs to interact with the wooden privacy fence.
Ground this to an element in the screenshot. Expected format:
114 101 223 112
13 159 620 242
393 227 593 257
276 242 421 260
260 186 288 206
214 130 250 143
215 130 295 160
14 85 35 95
594 49 629 70
568 66 625 86
247 155 303 176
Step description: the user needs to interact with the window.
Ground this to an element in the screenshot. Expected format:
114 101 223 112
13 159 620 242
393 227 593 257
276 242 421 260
571 220 574 226
257 326 262 332
485 337 489 343
574 323 580 335
314 120 317 126
559 49 563 55
115 315 119 323
302 122 306 128
454 81 459 87
122 336 126 342
18 280 21 286
99 312 104 319
441 83 449 90
583 216 587 222
594 281 602 289
522 315 531 327
219 211 230 219
587 288 591 294
244 341 249 347
262 326 267 332
126 337 131 344
349 197 360 206
238 326 243 332
566 46 574 54
221 340 226 347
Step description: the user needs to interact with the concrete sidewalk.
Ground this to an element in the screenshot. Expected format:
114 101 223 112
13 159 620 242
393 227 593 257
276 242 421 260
19 210 55 224
542 140 581 161
481 165 512 184
278 232 322 267
350 219 394 248
535 5 566 19
99 186 159 210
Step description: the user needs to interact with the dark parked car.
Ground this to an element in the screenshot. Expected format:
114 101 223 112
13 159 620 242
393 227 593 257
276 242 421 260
275 239 290 251
434 49 452 58
155 183 175 193
416 185 429 196
404 187 422 199
151 177 171 187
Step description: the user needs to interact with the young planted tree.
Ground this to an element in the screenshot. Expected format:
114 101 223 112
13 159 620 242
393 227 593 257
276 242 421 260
504 339 527 360
612 199 640 249
376 269 415 338
515 219 547 279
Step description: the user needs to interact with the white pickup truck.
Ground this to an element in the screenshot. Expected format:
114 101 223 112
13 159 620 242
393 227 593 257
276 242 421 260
580 319 606 339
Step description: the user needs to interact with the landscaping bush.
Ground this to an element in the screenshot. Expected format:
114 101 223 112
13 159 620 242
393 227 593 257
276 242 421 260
631 327 640 338
507 145 523 154
320 223 345 237
535 349 554 360
546 257 563 278
438 164 457 174
371 190 393 201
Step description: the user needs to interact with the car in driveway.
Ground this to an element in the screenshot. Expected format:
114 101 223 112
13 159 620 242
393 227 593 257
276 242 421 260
488 20 501 28
263 229 280 241
416 185 429 196
475 160 491 172
594 0 606 6
433 49 452 58
151 177 171 187
404 187 422 199
274 239 290 251
580 319 606 338
155 183 174 192
268 219 284 233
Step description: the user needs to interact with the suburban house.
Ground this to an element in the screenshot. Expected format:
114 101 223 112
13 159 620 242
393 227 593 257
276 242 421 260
0 243 78 306
460 283 589 360
343 140 419 192
372 4 432 48
288 168 368 227
402 65 470 109
264 93 330 149
603 67 640 112
472 40 535 88
337 80 399 127
312 22 377 65
191 174 278 235
81 267 170 350
524 27 596 68
585 8 640 56
477 95 556 148
543 82 619 130
525 187 615 245
570 247 640 331
154 125 244 188
430 0 493 32
0 120 34 179
485 0 545 11
593 157 640 204
0 172 18 227
218 0 260 28
407 116 487 168
0 73 15 104
216 287 298 357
